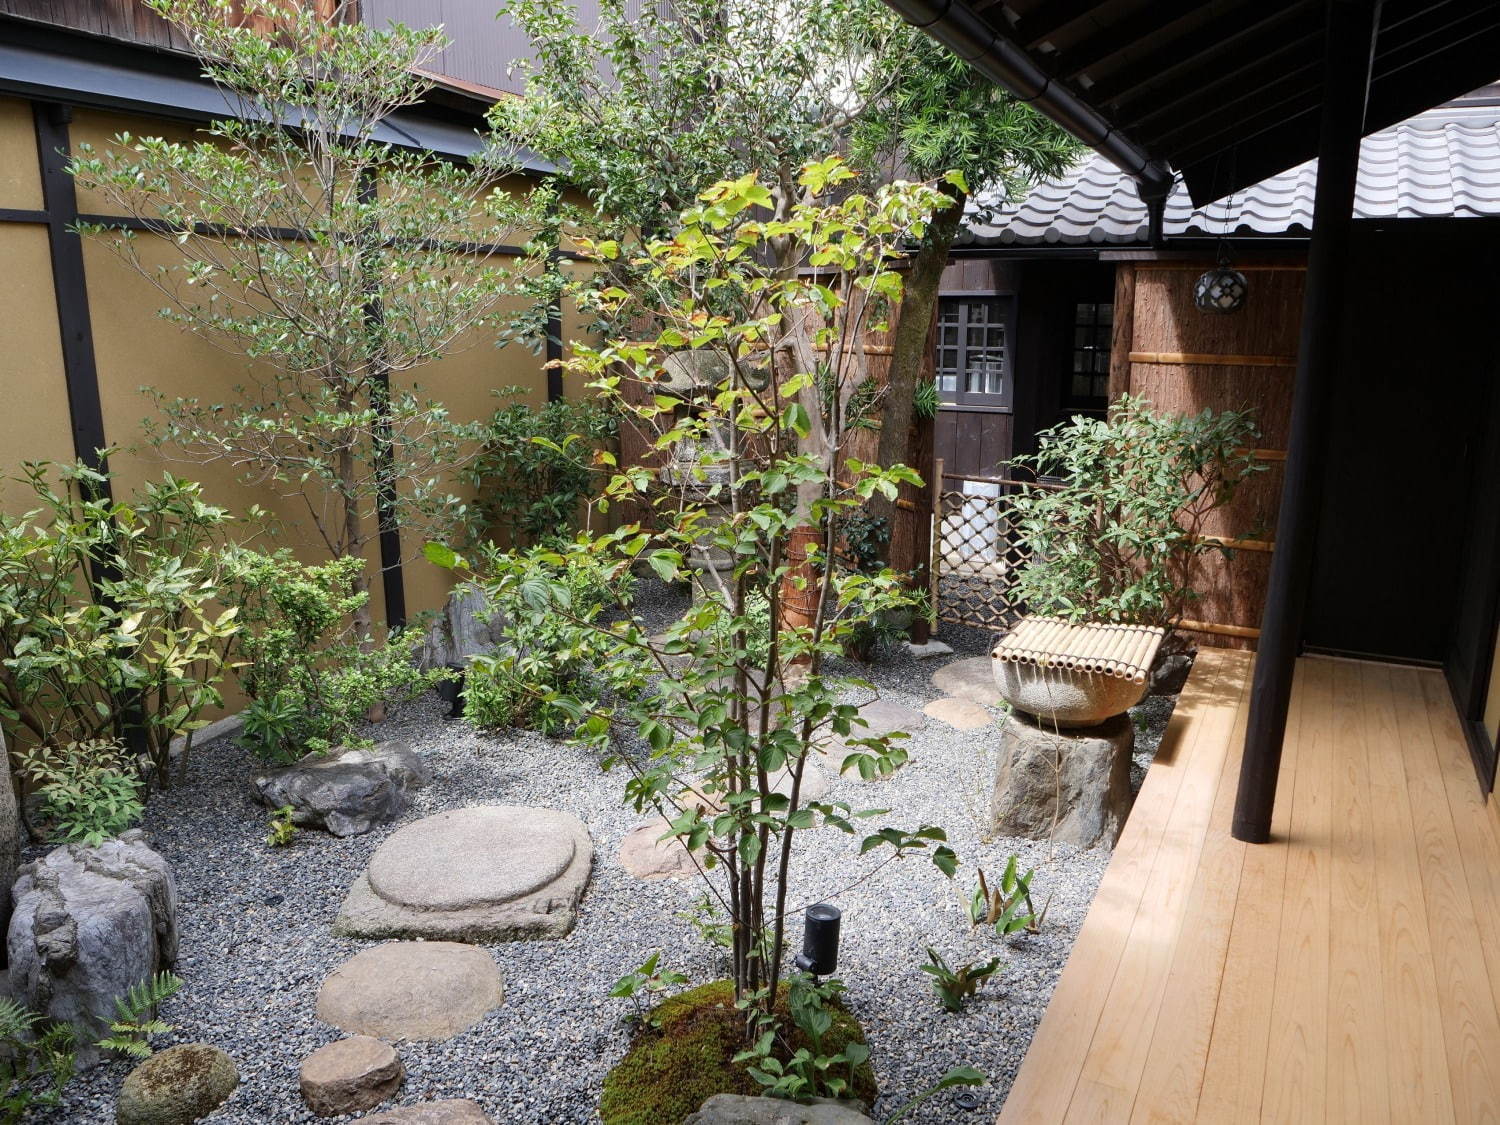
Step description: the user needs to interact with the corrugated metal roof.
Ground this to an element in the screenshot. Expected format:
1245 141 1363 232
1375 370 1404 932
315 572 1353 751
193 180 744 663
961 102 1500 247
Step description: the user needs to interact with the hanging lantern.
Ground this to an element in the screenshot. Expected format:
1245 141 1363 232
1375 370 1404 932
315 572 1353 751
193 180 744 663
1195 239 1248 314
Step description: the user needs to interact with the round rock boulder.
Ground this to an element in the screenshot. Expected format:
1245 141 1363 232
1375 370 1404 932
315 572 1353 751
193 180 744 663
116 1043 238 1125
299 1035 404 1117
332 806 592 942
315 941 504 1042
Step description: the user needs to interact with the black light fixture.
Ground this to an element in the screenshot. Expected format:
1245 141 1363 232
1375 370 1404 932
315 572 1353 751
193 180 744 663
435 662 466 720
1195 196 1247 314
793 903 842 978
1194 252 1248 314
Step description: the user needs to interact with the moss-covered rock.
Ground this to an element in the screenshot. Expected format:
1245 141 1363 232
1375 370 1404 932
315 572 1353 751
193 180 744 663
116 1042 238 1125
599 981 876 1125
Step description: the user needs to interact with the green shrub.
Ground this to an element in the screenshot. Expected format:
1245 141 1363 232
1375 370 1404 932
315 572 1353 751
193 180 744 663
599 980 875 1125
0 999 75 1124
1009 395 1262 629
462 391 618 549
458 543 632 735
227 550 438 763
14 738 144 847
0 461 241 790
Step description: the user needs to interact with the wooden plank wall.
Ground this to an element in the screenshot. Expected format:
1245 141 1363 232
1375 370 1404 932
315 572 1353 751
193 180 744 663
1121 261 1306 649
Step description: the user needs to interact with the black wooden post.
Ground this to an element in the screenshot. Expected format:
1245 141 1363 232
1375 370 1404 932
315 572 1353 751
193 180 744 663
545 193 564 403
1232 0 1382 843
358 170 408 629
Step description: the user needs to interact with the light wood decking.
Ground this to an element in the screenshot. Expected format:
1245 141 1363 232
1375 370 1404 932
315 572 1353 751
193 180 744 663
998 648 1500 1123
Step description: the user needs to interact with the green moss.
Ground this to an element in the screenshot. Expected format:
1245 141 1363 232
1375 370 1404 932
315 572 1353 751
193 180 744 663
599 980 877 1125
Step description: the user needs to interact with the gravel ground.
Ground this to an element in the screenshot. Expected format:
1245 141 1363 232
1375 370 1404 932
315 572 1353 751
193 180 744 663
41 579 1181 1124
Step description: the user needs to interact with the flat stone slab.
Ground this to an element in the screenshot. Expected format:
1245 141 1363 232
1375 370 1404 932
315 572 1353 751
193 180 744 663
932 656 1002 706
316 942 503 1042
686 1094 874 1124
905 639 954 660
333 806 592 942
819 699 925 774
362 1101 494 1124
923 697 994 731
619 818 696 881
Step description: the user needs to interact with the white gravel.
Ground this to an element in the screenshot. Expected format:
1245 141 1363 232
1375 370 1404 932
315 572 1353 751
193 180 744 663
39 580 1180 1124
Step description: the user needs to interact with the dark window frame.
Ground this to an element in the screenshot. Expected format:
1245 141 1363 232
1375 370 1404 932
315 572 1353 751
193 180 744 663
935 295 1015 410
1066 300 1113 410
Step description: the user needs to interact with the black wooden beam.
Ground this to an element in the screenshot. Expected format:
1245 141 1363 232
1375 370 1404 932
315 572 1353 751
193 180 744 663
545 194 564 403
1012 0 1099 49
358 170 407 631
33 102 112 488
1233 0 1383 844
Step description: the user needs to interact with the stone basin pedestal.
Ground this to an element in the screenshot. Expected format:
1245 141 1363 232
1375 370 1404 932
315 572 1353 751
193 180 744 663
990 710 1134 850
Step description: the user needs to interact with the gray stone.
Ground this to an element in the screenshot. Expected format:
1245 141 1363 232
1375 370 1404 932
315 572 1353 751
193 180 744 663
990 711 1135 850
361 1101 494 1124
770 761 831 800
315 942 504 1042
922 697 994 731
905 639 954 660
0 727 19 938
619 819 695 881
684 1094 874 1124
249 742 428 838
8 831 177 1068
332 806 592 942
299 1035 403 1117
1150 649 1195 696
416 583 507 670
932 656 1002 707
116 1042 238 1125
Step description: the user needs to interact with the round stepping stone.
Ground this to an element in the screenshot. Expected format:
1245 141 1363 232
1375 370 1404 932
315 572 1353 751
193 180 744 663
299 1035 403 1117
362 1101 494 1124
931 656 1001 706
619 819 696 881
316 942 503 1042
368 808 575 910
819 698 926 775
923 697 994 731
333 806 592 942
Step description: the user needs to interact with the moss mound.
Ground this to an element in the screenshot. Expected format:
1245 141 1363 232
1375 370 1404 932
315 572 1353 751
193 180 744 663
599 980 877 1125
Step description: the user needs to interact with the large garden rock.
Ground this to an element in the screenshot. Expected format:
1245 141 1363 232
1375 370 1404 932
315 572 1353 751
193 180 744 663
249 742 428 838
299 1035 404 1116
685 1094 874 1124
0 727 19 937
619 818 696 881
8 830 177 1067
332 806 592 942
116 1042 238 1124
315 942 504 1042
818 698 926 773
991 711 1134 849
362 1101 494 1123
416 583 507 670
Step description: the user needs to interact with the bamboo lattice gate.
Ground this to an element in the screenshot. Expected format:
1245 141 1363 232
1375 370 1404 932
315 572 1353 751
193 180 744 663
929 464 1060 632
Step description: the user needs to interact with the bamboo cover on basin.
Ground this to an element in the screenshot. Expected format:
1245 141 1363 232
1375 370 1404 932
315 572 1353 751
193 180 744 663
992 616 1166 685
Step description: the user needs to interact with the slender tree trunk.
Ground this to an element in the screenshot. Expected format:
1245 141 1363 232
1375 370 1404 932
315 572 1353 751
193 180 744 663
871 185 966 523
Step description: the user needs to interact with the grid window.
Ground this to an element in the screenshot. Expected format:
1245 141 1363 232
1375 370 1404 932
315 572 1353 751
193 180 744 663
1068 301 1113 406
935 297 1013 407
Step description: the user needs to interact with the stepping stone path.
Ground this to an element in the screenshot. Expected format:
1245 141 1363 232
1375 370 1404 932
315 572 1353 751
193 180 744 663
819 699 926 777
931 655 1002 706
923 697 994 731
619 818 696 881
363 1102 494 1124
299 1035 403 1117
316 942 504 1042
333 806 592 942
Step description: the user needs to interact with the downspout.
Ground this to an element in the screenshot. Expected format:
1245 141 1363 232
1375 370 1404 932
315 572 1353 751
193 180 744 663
885 0 1174 201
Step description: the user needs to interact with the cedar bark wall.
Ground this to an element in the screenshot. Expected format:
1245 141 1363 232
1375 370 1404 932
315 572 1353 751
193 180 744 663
1117 260 1308 650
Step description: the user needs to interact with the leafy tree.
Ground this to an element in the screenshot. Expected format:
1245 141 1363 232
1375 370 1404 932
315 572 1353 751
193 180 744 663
492 0 1080 539
433 164 957 1037
68 0 525 639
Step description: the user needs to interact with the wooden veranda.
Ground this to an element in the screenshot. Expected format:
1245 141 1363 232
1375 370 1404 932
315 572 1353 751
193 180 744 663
998 648 1500 1123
